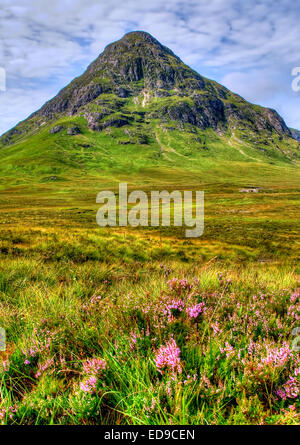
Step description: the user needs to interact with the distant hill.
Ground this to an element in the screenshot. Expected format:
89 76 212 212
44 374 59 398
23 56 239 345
290 128 300 141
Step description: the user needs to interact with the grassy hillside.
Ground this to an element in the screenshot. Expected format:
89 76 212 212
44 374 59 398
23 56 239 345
0 112 299 185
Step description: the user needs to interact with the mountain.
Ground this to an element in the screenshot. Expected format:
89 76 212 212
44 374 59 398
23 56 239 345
0 31 299 187
290 128 300 142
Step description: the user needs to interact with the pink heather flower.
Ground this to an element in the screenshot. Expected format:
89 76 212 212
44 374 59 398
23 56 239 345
186 302 207 319
219 342 235 359
247 340 262 356
2 360 9 372
59 355 66 366
290 291 300 303
183 374 197 384
90 295 102 304
35 358 54 379
129 331 138 350
260 343 293 369
167 278 193 294
131 333 137 343
154 338 182 376
22 346 38 364
163 298 185 322
21 329 56 367
166 381 172 396
80 376 97 394
287 291 300 321
276 376 300 400
211 322 223 336
29 347 38 357
0 406 17 424
217 272 232 285
150 398 156 410
166 299 185 312
82 357 106 376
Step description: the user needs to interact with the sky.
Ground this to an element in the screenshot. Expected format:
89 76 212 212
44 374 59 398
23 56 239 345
0 0 300 136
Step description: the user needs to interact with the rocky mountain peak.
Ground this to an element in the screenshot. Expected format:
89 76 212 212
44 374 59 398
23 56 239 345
85 30 189 87
102 31 172 54
0 31 295 148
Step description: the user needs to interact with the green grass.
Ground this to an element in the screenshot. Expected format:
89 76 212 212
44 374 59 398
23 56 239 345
0 114 299 424
0 249 299 424
0 169 299 425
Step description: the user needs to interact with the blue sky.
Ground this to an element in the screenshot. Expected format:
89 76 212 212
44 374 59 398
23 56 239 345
0 0 299 135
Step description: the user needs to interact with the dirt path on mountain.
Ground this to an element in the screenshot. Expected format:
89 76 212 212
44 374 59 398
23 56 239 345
228 133 262 162
155 132 196 162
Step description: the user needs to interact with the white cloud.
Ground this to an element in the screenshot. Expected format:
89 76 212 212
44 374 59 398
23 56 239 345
0 86 61 132
222 69 300 129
